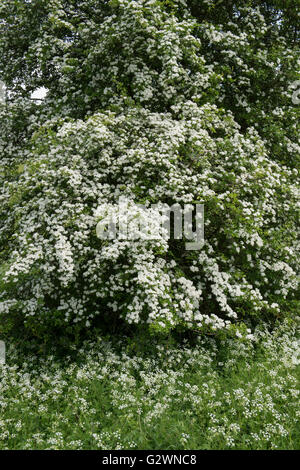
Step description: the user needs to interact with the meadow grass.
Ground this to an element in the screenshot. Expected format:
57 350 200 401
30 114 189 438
0 321 299 450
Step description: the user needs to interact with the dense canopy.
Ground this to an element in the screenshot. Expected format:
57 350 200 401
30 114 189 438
0 0 299 339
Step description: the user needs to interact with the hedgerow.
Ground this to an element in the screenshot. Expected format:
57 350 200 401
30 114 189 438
0 0 299 339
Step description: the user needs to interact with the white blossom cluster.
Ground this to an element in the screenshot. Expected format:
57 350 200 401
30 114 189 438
0 101 298 333
0 0 299 335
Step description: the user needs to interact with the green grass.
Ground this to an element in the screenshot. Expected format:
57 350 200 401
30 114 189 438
0 322 299 450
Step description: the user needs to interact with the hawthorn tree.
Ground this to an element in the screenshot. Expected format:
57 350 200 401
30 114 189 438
0 0 299 339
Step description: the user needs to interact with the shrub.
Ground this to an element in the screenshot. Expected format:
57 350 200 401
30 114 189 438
0 0 299 338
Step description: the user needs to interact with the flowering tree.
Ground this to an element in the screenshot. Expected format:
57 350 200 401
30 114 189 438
0 0 299 339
